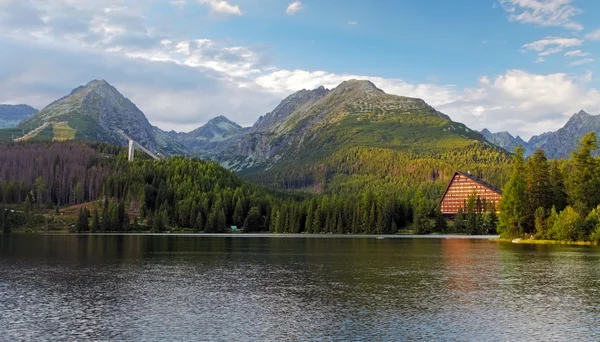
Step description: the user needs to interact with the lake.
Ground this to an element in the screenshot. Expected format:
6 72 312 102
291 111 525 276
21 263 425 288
1 234 599 341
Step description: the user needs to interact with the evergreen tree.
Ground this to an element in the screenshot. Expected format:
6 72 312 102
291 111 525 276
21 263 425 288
1 207 10 234
525 149 552 232
90 208 100 233
569 132 600 213
465 195 478 235
243 206 262 232
455 208 466 233
76 208 89 232
233 199 245 227
434 206 447 233
498 145 527 238
533 207 547 239
549 162 568 212
194 212 205 232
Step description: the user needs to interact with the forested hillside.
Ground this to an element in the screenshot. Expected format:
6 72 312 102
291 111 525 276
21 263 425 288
0 141 496 234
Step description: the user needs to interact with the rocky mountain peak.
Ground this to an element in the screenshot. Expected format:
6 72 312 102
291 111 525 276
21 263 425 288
335 79 384 94
565 110 593 127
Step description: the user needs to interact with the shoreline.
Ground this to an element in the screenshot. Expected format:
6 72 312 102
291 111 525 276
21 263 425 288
5 231 501 239
491 238 597 246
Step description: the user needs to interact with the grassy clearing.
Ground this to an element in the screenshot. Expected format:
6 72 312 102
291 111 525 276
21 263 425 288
53 122 76 141
28 124 54 141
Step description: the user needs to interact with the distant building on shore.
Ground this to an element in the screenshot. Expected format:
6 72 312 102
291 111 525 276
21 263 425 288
439 171 502 217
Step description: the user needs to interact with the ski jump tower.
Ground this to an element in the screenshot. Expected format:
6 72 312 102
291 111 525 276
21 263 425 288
117 130 163 162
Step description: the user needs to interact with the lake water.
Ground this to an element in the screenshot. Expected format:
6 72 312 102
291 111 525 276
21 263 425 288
1 234 600 341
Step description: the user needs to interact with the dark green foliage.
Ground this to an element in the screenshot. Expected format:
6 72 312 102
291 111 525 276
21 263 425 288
498 146 527 238
434 207 448 233
243 206 262 232
76 208 89 232
525 149 553 233
569 132 600 213
90 208 100 233
499 133 600 242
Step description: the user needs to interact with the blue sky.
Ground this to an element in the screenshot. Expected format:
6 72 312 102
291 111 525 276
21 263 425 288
1 0 600 139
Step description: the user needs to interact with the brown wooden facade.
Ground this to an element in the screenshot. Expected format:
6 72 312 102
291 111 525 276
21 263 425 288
439 171 502 216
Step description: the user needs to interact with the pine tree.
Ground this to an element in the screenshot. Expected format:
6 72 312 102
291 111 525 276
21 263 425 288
76 208 89 232
455 208 466 233
90 208 100 233
233 199 245 227
569 132 600 213
194 212 204 232
549 162 567 212
243 206 262 232
524 149 552 232
434 206 447 233
498 145 527 238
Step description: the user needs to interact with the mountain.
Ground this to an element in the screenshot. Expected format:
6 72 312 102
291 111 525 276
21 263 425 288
167 115 244 155
479 129 532 155
0 104 38 128
209 80 509 191
481 110 600 159
18 80 187 155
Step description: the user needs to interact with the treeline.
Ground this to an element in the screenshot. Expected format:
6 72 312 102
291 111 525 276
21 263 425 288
0 141 506 234
0 142 114 206
498 132 600 242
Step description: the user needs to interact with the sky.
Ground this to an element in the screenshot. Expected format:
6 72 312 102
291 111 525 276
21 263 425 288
1 0 600 139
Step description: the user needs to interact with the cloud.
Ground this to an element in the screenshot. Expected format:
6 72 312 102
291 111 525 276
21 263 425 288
0 0 599 139
535 57 545 63
565 50 590 57
348 21 358 25
285 1 303 15
500 0 583 30
570 58 594 66
522 36 583 56
170 0 187 9
255 68 600 139
586 29 600 41
198 0 242 16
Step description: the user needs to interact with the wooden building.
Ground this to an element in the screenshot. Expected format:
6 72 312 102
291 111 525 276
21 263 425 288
439 171 502 216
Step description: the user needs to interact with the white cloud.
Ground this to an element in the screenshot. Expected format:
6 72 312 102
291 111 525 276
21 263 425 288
570 58 594 66
170 0 187 9
1 0 599 139
586 29 600 41
522 36 583 56
500 0 583 30
285 1 303 15
198 0 242 16
348 21 358 25
535 57 545 63
256 68 600 139
565 50 590 57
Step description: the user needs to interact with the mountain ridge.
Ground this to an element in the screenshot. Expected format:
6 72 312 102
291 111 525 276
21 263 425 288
481 110 600 158
18 80 187 155
0 104 38 129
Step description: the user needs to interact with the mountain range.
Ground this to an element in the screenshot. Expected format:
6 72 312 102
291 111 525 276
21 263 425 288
168 79 510 191
1 78 596 192
480 110 600 158
0 104 38 129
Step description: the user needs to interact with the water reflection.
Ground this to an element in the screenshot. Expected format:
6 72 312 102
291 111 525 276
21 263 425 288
1 235 600 340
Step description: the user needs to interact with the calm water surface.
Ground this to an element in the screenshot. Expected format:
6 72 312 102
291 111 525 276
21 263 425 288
1 234 600 341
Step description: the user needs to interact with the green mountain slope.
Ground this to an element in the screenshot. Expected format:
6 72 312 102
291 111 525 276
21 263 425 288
220 80 510 193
